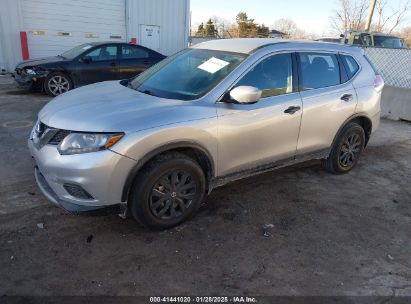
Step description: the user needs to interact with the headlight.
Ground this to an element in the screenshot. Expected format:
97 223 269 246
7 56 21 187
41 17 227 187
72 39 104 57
25 68 36 75
57 133 124 155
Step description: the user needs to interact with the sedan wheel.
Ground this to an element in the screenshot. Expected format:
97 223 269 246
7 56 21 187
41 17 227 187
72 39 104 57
45 73 72 96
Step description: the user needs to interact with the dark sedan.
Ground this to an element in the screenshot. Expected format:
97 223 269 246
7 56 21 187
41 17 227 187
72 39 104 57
13 42 165 96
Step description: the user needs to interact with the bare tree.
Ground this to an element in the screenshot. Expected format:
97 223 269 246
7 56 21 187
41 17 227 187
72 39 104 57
210 16 234 38
397 26 411 45
273 18 305 38
225 23 239 38
331 0 411 34
330 0 369 33
374 0 411 33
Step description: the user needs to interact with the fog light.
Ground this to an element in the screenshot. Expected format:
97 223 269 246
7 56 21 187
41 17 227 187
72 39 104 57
63 183 94 200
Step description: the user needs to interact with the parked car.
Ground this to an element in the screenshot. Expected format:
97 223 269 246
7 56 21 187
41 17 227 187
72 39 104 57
342 31 406 48
13 42 165 96
29 39 384 229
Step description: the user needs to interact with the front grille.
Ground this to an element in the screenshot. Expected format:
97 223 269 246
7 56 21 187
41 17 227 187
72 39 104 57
34 121 70 146
49 129 71 145
63 183 94 200
36 121 46 137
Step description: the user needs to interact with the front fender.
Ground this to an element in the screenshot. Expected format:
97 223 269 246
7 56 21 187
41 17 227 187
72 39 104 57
40 65 76 87
110 120 219 201
111 121 218 163
110 121 218 202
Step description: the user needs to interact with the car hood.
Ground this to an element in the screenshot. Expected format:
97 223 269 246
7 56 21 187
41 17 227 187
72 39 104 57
38 81 216 132
16 56 65 69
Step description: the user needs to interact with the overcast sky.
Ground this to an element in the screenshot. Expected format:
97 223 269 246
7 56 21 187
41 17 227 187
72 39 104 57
190 0 411 36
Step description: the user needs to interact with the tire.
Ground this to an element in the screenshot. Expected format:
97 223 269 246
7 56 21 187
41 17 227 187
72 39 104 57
44 72 73 96
129 152 206 229
321 122 365 174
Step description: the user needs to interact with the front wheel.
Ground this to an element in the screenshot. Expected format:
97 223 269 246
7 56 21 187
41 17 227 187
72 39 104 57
321 122 365 174
44 72 72 96
129 152 206 229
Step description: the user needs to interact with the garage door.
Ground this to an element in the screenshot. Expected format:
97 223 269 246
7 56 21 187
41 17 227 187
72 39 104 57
21 0 126 59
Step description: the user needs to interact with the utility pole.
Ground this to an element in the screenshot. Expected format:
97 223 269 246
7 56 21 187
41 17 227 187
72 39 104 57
365 0 377 31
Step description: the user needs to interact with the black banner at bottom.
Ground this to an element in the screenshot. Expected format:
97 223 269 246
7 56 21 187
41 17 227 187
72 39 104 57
1 296 411 304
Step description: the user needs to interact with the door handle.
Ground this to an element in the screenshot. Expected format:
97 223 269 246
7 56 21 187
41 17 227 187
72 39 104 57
340 94 353 102
284 106 301 115
110 61 116 67
143 60 150 65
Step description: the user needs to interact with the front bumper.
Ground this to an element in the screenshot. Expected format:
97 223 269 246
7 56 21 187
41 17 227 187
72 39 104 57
28 139 138 215
34 167 122 215
13 72 44 90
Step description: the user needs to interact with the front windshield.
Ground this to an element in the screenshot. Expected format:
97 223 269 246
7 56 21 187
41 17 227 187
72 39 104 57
60 44 94 60
130 49 247 100
374 36 403 48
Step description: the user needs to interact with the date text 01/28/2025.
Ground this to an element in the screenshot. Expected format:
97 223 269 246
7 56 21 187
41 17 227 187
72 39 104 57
149 296 257 303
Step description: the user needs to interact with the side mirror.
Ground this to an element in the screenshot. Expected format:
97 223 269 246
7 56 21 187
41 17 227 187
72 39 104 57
81 56 92 64
229 86 262 104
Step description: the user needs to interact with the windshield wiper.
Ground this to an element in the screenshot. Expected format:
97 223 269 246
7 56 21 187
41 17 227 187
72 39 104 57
138 88 157 97
57 55 66 59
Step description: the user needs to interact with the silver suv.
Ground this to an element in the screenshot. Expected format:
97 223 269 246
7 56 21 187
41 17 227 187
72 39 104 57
29 39 384 229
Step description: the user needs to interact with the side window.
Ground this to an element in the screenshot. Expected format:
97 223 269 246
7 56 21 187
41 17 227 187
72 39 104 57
85 46 118 62
362 34 372 46
234 53 293 98
341 55 359 79
299 53 340 90
353 35 362 45
122 45 149 59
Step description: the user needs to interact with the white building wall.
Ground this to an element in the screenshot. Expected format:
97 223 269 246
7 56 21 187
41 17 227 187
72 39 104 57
126 0 189 56
0 35 4 72
0 0 24 71
0 0 190 71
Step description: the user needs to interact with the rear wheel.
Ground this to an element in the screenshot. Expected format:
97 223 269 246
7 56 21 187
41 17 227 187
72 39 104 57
129 152 206 229
321 122 365 174
44 72 72 96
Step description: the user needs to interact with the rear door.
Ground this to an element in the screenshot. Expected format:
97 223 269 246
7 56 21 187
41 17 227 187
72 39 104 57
118 44 162 79
296 52 358 156
76 44 120 85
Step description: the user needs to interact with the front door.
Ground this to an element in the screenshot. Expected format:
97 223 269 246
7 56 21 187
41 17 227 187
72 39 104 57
216 53 303 176
76 45 120 85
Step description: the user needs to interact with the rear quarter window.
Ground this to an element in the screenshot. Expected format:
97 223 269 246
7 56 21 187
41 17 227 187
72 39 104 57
122 45 149 59
341 55 360 79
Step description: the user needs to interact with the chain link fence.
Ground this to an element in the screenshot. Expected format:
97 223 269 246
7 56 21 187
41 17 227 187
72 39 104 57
362 47 411 89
